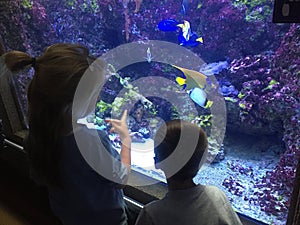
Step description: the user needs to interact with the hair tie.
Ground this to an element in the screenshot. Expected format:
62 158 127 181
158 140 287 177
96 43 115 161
31 57 36 67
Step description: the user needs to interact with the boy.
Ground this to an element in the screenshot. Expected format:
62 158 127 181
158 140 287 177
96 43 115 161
135 119 243 225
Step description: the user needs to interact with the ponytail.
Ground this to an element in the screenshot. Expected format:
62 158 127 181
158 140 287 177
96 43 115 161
4 51 35 72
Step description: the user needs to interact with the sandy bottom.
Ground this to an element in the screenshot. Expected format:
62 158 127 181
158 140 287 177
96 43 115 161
131 135 286 225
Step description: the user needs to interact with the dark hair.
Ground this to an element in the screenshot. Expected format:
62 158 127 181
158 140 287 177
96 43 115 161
154 119 208 181
0 35 6 56
4 43 98 186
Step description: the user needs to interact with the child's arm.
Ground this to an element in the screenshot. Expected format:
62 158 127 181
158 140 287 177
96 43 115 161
105 110 131 174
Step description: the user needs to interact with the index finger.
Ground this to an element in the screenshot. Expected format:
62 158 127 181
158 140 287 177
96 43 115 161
104 118 118 123
120 110 128 121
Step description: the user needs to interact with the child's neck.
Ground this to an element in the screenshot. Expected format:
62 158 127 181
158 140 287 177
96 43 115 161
167 178 196 191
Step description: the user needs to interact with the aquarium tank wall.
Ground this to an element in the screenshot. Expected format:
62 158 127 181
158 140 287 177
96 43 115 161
0 0 299 224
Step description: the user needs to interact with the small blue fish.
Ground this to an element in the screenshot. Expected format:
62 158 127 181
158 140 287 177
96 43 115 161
188 87 213 108
178 32 203 47
177 20 192 41
158 19 179 32
158 19 204 47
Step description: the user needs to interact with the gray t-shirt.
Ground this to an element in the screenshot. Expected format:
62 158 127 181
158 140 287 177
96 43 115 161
135 185 243 225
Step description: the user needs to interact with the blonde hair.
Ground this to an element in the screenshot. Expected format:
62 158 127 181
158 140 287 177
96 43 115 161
4 43 99 186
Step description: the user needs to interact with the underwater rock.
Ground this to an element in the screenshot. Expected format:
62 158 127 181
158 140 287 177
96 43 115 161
267 145 285 156
218 79 238 97
199 61 229 76
128 102 152 142
220 84 238 97
211 145 225 163
207 138 225 164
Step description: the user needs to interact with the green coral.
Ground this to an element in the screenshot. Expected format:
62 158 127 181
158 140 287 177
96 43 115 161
107 64 157 115
94 64 159 127
239 102 246 109
238 92 246 99
22 0 33 9
96 100 112 113
65 0 99 13
94 117 104 126
225 97 238 103
233 0 273 22
65 0 76 7
192 114 212 128
262 79 279 91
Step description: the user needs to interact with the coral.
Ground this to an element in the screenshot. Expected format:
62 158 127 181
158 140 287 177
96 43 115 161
21 0 33 9
253 24 300 218
206 137 225 163
195 0 288 62
221 24 300 219
233 0 273 22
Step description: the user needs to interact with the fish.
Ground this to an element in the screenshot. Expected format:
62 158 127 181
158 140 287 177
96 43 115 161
172 64 210 90
158 19 203 47
177 20 203 47
157 19 180 32
178 32 203 47
181 0 193 15
188 87 213 108
177 20 191 41
144 47 154 63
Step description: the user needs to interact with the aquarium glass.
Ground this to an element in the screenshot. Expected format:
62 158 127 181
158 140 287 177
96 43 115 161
1 0 299 224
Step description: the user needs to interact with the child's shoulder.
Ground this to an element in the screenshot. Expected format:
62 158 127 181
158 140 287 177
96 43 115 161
202 185 230 203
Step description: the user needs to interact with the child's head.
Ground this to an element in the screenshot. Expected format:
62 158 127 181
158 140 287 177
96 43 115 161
3 43 102 185
4 43 101 129
154 119 208 181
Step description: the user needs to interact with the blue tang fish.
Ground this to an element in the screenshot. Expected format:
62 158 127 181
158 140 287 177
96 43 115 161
177 20 203 47
158 19 204 47
178 32 203 47
177 20 192 40
188 87 213 108
158 19 180 32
